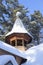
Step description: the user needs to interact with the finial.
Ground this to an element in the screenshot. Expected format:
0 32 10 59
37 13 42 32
16 12 21 18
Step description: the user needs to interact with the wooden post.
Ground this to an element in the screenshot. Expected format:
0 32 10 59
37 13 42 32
15 39 17 46
22 39 24 46
10 41 12 45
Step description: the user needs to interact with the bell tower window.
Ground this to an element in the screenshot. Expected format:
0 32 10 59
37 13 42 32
17 40 22 46
12 40 15 46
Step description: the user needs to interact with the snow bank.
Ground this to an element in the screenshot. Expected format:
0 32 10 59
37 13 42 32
22 44 43 65
0 55 18 65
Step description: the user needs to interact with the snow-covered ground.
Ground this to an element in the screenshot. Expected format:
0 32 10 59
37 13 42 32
0 55 18 65
22 43 43 65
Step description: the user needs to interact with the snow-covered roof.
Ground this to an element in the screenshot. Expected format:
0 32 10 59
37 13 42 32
22 43 43 65
6 12 32 38
0 55 18 65
1 40 43 65
0 41 27 59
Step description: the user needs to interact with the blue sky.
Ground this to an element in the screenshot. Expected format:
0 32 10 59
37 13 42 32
18 0 43 15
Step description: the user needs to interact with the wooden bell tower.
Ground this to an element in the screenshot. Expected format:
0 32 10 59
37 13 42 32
5 12 32 51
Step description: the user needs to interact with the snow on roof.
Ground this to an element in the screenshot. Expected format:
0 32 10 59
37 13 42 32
22 43 43 65
0 41 26 59
16 12 21 17
6 12 32 38
0 55 18 65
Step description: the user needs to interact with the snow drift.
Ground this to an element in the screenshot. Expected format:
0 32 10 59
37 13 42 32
22 43 43 65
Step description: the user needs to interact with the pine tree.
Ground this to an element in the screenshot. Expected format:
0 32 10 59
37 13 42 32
30 11 43 44
0 0 29 41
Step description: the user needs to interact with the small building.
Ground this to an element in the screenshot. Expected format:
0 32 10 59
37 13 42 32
5 12 32 51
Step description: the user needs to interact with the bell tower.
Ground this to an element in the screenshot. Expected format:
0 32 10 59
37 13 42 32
5 12 32 51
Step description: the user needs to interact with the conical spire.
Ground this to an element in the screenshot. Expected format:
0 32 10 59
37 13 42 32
6 12 32 37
